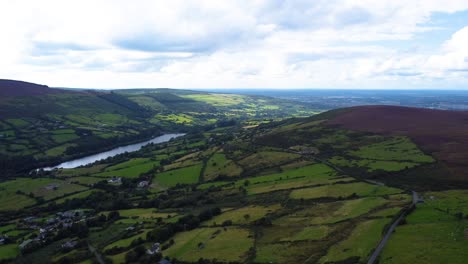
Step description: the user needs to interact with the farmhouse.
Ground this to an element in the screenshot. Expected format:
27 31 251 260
147 242 160 255
108 177 122 185
138 181 150 188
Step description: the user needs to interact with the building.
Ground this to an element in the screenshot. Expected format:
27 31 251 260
138 181 150 188
147 243 160 255
108 177 122 185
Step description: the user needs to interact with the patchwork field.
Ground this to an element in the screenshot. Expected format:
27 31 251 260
154 164 203 187
380 190 468 264
290 182 402 200
163 227 253 262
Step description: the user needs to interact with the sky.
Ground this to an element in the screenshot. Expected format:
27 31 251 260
1 0 468 89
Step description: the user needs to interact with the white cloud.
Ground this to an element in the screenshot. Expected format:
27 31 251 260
0 0 467 88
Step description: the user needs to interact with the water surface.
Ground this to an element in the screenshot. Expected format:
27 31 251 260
43 133 185 170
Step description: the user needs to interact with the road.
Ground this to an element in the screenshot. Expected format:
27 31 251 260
367 191 418 264
88 243 105 264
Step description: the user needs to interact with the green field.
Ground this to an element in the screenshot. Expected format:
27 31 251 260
204 153 242 180
206 204 281 226
349 137 434 163
104 230 151 251
0 244 19 260
290 182 402 200
380 190 468 264
164 227 253 262
0 178 87 202
238 151 301 171
154 164 203 187
95 158 160 178
320 218 391 263
0 190 36 211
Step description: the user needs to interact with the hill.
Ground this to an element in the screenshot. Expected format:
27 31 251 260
254 105 468 190
0 79 68 97
0 104 466 263
0 80 317 175
327 105 468 186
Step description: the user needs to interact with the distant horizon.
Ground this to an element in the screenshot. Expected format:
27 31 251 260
1 1 468 89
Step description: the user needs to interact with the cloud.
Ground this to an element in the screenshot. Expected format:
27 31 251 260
0 0 468 88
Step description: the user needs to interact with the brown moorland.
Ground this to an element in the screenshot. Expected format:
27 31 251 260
0 79 68 97
327 105 468 186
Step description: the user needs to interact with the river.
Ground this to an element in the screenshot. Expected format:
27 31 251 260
42 133 185 170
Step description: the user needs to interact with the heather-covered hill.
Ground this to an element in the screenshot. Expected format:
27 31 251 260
0 79 69 97
327 105 468 185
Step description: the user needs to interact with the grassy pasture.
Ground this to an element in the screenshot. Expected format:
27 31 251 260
104 230 151 251
164 227 253 262
95 159 159 178
204 153 242 180
274 197 388 226
68 176 104 185
51 133 79 144
154 164 202 187
57 164 109 177
238 151 300 171
380 190 468 264
0 244 19 260
181 94 245 107
53 190 101 204
329 156 419 172
206 204 281 226
0 178 87 202
350 137 434 163
198 163 340 194
285 226 331 241
290 182 402 200
0 190 36 211
45 143 76 157
115 208 177 220
319 218 391 263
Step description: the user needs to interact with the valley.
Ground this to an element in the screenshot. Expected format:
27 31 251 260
0 81 467 264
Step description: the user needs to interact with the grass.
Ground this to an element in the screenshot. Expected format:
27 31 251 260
238 151 300 171
329 156 419 172
0 178 87 201
51 133 79 144
181 94 245 107
290 182 402 200
274 197 388 226
349 137 434 163
57 164 109 177
154 164 203 187
45 143 76 157
104 230 151 251
95 159 160 178
0 189 36 211
206 204 281 226
164 227 253 262
115 208 177 219
204 153 242 180
68 176 104 185
0 244 19 260
285 226 331 241
380 190 468 264
197 163 341 194
53 190 101 204
319 218 391 263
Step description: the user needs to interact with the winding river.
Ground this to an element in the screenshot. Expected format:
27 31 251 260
43 133 185 170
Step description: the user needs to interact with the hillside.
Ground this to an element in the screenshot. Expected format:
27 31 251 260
327 105 468 187
0 104 466 263
0 80 317 175
0 79 68 97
